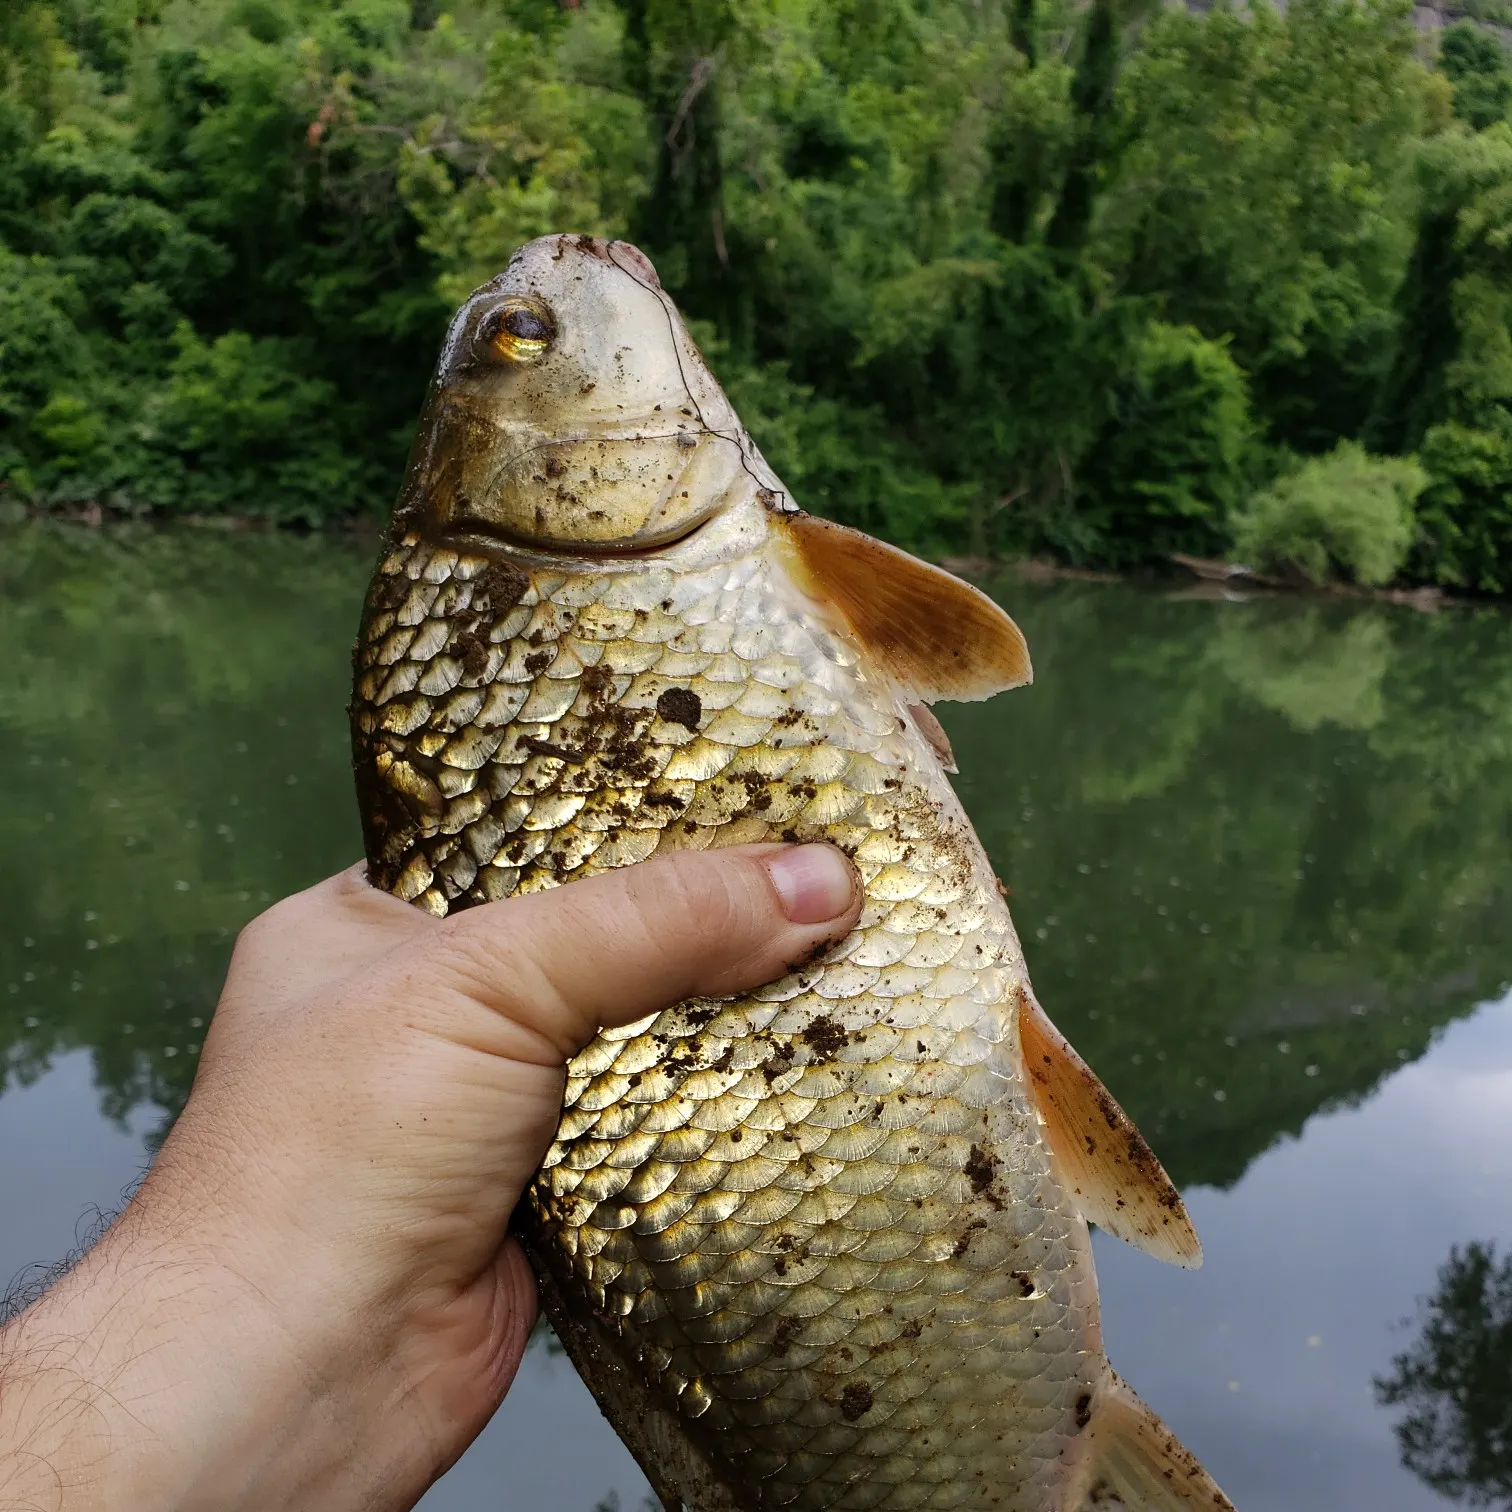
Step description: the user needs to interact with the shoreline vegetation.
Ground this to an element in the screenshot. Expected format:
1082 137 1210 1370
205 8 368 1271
7 0 1512 594
0 500 1468 611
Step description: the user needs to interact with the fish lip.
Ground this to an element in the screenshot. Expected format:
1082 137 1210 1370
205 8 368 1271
489 424 714 473
437 510 716 564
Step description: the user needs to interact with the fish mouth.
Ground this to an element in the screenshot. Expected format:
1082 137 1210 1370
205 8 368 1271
439 508 717 563
426 423 730 561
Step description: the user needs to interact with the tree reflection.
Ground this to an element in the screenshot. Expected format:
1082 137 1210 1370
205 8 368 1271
1377 1241 1512 1506
3 524 1512 1190
954 581 1512 1188
0 522 372 1139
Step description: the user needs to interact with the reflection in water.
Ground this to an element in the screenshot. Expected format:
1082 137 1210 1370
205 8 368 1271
956 580 1512 1189
1377 1241 1512 1507
5 522 1512 1512
3 522 1511 1194
1209 603 1395 732
0 522 370 1140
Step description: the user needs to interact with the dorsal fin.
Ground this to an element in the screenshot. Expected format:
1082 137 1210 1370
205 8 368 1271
1071 1371 1235 1510
776 512 1032 703
1018 986 1202 1268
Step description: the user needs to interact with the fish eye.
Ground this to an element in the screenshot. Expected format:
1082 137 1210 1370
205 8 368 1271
475 296 556 365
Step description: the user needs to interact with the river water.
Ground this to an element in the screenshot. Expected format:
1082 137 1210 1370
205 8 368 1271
2 520 1509 1511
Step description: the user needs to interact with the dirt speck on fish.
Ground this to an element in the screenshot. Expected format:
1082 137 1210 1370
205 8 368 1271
350 234 1236 1512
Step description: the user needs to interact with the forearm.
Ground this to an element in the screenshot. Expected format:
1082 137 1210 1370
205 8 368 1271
0 1207 411 1512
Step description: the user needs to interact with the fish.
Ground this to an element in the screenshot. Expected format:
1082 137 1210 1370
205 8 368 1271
349 233 1235 1512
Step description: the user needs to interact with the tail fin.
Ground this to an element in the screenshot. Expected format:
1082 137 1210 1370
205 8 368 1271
1072 1372 1235 1511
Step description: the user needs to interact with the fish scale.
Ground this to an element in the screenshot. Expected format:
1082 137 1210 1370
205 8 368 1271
353 529 1091 1512
351 232 1233 1512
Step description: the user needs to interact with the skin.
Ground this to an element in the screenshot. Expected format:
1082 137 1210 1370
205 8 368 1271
0 842 860 1512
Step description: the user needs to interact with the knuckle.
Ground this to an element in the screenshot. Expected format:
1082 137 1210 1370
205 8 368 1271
643 851 768 947
233 897 291 954
429 903 582 1054
430 910 505 988
693 873 753 945
638 858 710 926
427 909 552 1018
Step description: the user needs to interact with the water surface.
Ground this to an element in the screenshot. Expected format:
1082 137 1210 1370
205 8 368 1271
3 522 1510 1510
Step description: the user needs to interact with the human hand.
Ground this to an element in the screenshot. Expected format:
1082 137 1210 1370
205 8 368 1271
0 844 860 1512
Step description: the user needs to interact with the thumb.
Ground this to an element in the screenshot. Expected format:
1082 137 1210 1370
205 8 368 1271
421 842 862 1062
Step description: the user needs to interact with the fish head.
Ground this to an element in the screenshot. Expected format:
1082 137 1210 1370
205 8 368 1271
394 234 778 558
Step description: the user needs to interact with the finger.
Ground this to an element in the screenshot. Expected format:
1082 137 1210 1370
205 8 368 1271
424 843 861 1060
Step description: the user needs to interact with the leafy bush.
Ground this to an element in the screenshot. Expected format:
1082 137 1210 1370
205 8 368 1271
1231 441 1427 586
1439 22 1512 132
142 326 376 521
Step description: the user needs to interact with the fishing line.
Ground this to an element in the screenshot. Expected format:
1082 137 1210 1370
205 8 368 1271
607 242 793 514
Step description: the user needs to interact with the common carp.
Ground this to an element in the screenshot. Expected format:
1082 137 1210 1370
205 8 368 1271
349 234 1234 1512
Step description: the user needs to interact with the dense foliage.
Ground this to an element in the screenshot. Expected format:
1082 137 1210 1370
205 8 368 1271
6 0 1512 587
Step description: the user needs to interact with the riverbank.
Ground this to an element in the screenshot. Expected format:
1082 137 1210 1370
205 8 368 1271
3 498 1478 613
0 495 385 540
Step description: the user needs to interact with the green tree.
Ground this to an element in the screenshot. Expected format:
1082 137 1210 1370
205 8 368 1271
1102 0 1436 456
1440 21 1512 132
1374 128 1512 591
9 0 1512 590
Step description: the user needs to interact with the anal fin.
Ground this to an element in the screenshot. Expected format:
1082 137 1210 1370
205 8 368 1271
1018 986 1202 1268
1073 1372 1235 1511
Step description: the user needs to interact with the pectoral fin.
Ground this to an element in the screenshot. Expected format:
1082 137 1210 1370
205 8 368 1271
907 702 958 771
776 512 1032 703
1018 987 1202 1268
1072 1372 1235 1511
